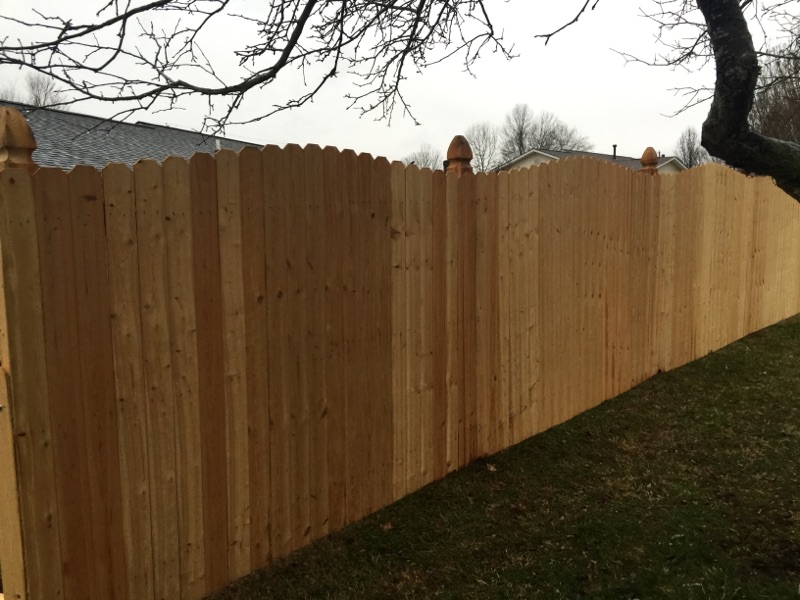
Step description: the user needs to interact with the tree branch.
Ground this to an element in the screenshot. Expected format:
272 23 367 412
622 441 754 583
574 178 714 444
697 0 800 200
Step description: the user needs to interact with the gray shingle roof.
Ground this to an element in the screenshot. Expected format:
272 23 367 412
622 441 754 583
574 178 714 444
3 101 261 171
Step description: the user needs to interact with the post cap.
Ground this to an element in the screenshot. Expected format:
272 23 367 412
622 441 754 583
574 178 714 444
446 135 473 176
640 146 658 174
0 106 37 172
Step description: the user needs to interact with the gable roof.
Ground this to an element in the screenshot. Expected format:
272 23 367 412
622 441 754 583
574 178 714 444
1 101 261 171
498 147 687 172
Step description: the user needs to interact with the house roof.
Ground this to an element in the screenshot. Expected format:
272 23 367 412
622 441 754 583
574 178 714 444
1 101 261 171
498 148 687 172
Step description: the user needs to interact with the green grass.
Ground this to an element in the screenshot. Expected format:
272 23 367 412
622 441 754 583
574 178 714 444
218 317 790 597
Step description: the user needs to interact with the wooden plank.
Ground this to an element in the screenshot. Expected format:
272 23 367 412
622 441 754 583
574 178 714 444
103 162 155 600
418 166 434 487
216 149 251 579
304 144 329 537
430 170 448 480
189 151 229 592
237 146 271 570
32 167 93 600
496 171 511 447
390 159 408 501
654 173 677 372
444 171 461 473
162 156 206 599
0 168 61 600
404 164 421 492
69 165 127 599
473 172 492 456
133 160 180 600
341 149 361 522
525 166 541 436
324 147 348 525
263 145 292 556
536 163 556 431
285 144 311 546
459 173 477 465
372 156 394 510
507 169 522 443
358 152 378 513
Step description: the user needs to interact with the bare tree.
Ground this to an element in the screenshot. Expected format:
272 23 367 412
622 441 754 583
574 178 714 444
25 72 62 107
465 121 499 172
749 50 800 145
0 73 63 106
499 104 592 163
499 104 536 163
0 1 510 130
619 0 800 199
0 1 799 199
674 127 711 168
404 143 443 170
0 82 22 102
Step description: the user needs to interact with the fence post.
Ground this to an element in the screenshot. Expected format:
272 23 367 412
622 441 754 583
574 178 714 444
0 107 38 173
640 147 659 174
445 135 473 176
0 105 40 600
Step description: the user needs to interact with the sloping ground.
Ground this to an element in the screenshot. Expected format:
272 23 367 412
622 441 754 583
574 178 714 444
206 315 800 600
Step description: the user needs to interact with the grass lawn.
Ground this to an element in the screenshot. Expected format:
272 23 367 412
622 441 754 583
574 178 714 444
206 315 794 598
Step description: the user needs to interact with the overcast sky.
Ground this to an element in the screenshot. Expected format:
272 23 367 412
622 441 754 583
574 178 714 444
0 1 792 163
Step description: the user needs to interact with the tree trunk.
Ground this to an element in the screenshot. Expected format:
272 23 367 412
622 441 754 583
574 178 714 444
698 0 800 201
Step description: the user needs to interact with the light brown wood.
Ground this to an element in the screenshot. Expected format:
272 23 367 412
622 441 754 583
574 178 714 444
133 160 180 600
430 170 448 480
285 143 311 547
324 146 348 527
162 155 206 599
237 146 270 570
3 145 800 600
418 166 434 488
372 156 394 511
33 167 92 600
390 159 408 501
444 171 461 473
0 168 59 600
216 149 252 579
189 152 229 593
404 164 421 492
263 144 292 557
303 144 329 538
496 171 511 447
0 107 37 172
103 162 156 600
339 148 360 524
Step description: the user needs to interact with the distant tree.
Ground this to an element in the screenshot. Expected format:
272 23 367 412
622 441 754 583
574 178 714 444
749 51 800 145
404 143 442 170
465 122 500 172
0 72 62 107
499 104 592 163
25 72 63 107
0 83 22 102
499 104 536 163
674 127 711 168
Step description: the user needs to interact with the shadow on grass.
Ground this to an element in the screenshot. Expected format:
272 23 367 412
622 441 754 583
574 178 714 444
207 316 800 599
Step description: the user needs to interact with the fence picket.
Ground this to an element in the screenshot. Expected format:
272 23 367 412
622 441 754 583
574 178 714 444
104 162 155 600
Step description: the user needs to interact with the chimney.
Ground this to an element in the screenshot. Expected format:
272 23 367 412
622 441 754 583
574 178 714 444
612 144 617 159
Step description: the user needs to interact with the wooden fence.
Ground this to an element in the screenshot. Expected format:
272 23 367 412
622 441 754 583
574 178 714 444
1 111 800 599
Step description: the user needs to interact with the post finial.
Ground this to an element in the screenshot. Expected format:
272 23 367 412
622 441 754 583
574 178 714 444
446 135 473 176
640 146 658 174
0 107 38 173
